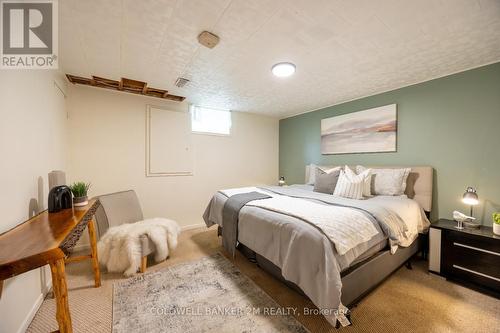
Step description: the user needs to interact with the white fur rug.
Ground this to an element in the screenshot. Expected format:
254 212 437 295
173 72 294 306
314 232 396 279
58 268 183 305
97 218 180 276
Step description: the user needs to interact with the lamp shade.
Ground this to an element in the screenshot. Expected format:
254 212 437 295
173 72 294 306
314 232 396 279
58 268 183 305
462 187 478 205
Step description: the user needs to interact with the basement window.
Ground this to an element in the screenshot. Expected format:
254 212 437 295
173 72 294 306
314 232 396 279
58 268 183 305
190 105 231 135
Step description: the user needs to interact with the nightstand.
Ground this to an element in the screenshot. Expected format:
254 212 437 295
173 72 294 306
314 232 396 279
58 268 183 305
428 219 500 298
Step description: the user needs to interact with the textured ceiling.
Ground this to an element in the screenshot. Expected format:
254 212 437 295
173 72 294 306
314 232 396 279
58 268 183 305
60 0 500 118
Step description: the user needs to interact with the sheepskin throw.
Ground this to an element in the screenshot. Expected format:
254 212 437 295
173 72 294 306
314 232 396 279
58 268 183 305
97 218 180 276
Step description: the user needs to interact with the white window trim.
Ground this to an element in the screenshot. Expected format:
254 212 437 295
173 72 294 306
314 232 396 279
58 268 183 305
192 131 231 137
190 105 232 136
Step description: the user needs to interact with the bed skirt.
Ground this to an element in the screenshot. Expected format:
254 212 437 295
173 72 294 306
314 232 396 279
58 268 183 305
235 231 423 307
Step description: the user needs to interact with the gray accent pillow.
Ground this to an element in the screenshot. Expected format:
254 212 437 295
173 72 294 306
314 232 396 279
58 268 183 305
313 167 341 194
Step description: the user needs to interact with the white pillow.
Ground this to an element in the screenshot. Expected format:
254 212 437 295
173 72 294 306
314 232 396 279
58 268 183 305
356 166 411 196
333 168 366 200
345 165 372 197
306 164 338 185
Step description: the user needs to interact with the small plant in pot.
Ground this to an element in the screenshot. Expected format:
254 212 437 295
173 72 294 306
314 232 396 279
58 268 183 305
493 212 500 236
69 182 91 207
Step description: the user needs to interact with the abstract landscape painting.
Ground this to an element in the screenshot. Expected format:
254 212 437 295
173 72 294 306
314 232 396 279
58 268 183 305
321 104 397 154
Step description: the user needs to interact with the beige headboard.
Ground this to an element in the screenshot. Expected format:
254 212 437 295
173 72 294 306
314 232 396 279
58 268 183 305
305 165 433 212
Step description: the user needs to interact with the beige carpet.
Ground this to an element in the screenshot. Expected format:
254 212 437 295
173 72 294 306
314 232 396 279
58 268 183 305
28 228 500 333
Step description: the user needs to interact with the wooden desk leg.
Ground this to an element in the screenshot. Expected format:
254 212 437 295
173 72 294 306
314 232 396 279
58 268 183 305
140 256 147 273
49 258 73 333
87 219 101 288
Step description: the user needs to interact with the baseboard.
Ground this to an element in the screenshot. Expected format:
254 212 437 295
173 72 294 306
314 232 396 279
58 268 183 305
17 291 44 333
44 276 52 296
41 265 53 295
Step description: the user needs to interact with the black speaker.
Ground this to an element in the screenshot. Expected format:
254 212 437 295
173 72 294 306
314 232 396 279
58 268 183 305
48 185 73 213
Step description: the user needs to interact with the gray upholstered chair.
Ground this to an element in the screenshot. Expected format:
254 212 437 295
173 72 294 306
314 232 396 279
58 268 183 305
94 190 156 273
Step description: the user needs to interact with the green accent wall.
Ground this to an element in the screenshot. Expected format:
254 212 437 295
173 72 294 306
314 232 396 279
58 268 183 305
279 62 500 225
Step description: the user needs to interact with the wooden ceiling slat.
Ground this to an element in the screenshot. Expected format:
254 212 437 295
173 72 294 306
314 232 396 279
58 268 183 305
65 74 185 102
164 94 185 102
66 74 92 85
122 78 146 89
92 76 119 89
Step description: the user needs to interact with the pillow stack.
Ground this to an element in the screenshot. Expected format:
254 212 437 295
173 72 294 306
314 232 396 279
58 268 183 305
308 164 411 200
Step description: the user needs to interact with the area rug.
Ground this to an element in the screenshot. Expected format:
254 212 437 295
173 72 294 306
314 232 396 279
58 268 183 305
113 253 308 333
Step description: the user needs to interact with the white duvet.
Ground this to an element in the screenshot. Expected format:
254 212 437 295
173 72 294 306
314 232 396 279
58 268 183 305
220 186 429 255
222 188 378 255
366 194 429 245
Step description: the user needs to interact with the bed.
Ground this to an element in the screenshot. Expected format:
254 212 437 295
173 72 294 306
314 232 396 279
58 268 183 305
203 165 433 327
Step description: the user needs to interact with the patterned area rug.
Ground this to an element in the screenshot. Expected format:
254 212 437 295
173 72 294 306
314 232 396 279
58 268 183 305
113 253 308 333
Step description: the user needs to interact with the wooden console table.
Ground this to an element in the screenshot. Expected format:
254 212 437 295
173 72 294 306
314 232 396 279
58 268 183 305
0 200 101 333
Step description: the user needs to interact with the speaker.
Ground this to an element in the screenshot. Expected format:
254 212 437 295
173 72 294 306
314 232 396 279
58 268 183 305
48 185 73 213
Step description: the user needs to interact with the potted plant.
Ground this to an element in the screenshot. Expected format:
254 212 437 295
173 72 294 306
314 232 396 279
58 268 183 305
69 182 91 207
493 212 500 236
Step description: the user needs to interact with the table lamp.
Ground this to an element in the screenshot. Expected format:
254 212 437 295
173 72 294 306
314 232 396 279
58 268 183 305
462 186 479 217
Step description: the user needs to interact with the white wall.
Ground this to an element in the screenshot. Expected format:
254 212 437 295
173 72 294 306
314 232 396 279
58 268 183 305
67 86 279 230
0 70 68 333
0 79 277 332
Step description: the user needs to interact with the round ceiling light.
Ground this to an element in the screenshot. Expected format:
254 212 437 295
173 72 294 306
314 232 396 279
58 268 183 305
271 62 296 77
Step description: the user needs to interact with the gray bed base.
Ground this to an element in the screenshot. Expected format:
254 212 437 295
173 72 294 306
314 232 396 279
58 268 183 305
235 232 423 308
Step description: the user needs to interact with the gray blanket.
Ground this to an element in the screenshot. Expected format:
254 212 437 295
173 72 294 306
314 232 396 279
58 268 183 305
258 186 412 252
203 185 428 327
222 191 271 258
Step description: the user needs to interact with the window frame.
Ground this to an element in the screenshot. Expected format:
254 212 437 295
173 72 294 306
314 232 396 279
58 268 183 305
190 105 232 137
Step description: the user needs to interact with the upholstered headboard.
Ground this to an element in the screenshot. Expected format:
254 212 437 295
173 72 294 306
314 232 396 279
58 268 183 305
305 165 433 212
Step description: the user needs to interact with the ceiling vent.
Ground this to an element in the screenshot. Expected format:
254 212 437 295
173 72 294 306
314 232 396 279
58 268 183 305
175 77 190 88
197 31 219 49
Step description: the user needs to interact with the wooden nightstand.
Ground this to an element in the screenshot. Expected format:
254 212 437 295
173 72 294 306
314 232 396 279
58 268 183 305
429 219 500 298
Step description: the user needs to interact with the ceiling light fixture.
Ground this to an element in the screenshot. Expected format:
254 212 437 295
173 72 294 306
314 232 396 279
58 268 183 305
272 62 296 77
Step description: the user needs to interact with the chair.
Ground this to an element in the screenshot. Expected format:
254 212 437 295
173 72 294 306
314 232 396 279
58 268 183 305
94 190 156 273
